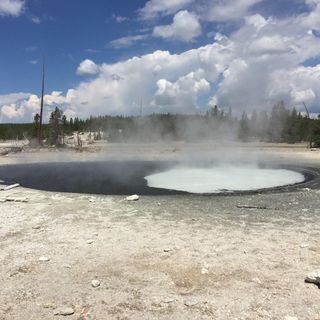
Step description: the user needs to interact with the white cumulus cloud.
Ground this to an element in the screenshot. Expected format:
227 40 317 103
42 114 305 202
154 72 210 112
0 0 24 17
61 47 227 118
139 0 193 20
76 59 99 75
0 91 71 122
197 0 262 22
1 104 25 119
248 35 289 54
0 92 31 105
153 10 201 42
109 34 149 48
211 11 320 113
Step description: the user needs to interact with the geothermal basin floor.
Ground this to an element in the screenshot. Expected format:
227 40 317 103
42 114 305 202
0 143 320 320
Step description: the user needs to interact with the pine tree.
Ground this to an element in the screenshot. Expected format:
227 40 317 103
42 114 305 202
48 107 63 145
286 108 300 143
69 117 74 130
268 101 290 142
238 112 249 141
249 109 258 138
311 115 320 147
32 113 40 138
74 117 80 131
257 110 269 140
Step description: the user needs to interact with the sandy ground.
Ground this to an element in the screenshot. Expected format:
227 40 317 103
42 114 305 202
0 142 320 320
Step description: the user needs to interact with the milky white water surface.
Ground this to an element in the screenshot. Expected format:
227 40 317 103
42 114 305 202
145 166 305 193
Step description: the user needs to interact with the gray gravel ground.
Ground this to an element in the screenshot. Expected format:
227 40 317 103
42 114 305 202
0 143 320 320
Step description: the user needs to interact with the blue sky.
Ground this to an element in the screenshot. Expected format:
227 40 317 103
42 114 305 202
0 0 320 122
0 0 146 94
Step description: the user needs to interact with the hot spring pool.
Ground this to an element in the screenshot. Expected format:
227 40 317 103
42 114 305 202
0 161 315 195
145 166 305 193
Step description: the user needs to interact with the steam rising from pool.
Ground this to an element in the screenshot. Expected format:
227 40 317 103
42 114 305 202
145 166 305 193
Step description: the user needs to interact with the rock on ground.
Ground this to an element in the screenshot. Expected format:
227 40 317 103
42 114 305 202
305 270 320 285
126 194 139 201
91 279 101 288
54 307 75 316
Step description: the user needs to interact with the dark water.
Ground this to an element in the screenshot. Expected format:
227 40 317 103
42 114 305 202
0 161 183 195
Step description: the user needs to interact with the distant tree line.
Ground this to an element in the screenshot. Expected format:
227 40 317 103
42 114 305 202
238 101 320 146
0 101 319 147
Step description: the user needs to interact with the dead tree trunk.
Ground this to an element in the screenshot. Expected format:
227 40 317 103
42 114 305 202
38 59 45 145
303 101 312 148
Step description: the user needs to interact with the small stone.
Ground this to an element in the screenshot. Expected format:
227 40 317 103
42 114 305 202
91 279 101 288
43 301 56 309
17 266 30 274
54 307 75 316
163 248 172 252
184 298 199 306
252 277 262 284
32 225 41 230
201 267 209 275
162 297 175 303
126 194 139 201
93 232 98 237
300 243 309 248
9 271 18 277
305 270 320 285
86 239 94 244
39 256 50 262
3 183 20 191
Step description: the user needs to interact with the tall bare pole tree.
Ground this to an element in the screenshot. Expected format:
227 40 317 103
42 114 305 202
38 58 45 145
140 96 143 117
303 101 312 148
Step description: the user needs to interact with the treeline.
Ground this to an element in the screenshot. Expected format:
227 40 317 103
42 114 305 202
238 101 320 145
0 102 319 146
0 123 32 140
